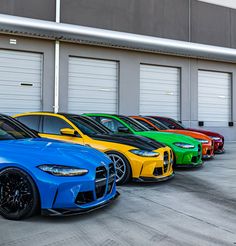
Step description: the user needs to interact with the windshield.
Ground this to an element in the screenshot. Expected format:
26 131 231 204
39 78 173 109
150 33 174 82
119 116 150 132
69 116 111 136
0 117 35 140
145 117 169 130
154 117 185 130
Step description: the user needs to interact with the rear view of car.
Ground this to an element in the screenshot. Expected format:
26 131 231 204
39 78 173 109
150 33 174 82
0 115 118 220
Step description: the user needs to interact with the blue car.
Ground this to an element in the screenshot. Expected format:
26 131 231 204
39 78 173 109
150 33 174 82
0 115 119 220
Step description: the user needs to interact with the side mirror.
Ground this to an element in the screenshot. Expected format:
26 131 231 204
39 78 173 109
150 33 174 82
118 127 130 133
60 128 77 136
169 125 176 129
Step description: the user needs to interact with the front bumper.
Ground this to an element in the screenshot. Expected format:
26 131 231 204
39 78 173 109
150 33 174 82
214 141 225 154
41 191 120 216
174 144 202 166
175 161 204 168
133 172 175 182
129 147 174 182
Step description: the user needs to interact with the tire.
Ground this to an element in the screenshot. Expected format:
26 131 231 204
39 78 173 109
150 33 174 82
106 151 132 185
0 167 40 220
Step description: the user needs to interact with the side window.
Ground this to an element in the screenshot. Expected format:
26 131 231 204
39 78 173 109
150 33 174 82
15 116 41 132
135 119 153 130
99 117 124 133
42 116 72 135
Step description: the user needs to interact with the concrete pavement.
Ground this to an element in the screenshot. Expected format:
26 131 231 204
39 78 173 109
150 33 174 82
0 142 236 246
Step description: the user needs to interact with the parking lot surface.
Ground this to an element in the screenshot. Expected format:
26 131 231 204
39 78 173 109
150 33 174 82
0 142 236 246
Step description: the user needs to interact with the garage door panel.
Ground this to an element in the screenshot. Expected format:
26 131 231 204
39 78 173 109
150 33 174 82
198 70 231 124
0 50 42 115
140 64 180 119
68 57 118 114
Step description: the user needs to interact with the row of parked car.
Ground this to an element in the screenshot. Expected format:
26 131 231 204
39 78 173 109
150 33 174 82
0 112 224 220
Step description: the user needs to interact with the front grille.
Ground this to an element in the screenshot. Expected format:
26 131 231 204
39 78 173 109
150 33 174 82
198 144 201 154
75 163 116 205
163 151 169 173
95 164 116 199
95 166 107 199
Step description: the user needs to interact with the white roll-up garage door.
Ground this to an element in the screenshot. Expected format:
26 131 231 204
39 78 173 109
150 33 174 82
0 50 43 115
68 57 118 114
198 70 231 126
140 64 180 119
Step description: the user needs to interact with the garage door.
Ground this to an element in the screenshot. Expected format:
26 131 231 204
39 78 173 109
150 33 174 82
68 57 118 114
140 64 180 119
0 50 43 115
198 70 231 126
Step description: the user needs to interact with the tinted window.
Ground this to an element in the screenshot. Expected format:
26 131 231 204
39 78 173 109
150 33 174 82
99 117 125 133
15 115 41 132
0 118 34 140
155 117 184 129
145 118 168 130
42 116 72 135
70 116 111 135
119 116 149 132
134 118 156 130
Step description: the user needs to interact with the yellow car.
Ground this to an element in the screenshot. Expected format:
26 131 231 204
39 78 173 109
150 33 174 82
14 112 174 185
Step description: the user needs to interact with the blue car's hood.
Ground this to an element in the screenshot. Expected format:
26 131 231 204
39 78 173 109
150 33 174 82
0 138 110 169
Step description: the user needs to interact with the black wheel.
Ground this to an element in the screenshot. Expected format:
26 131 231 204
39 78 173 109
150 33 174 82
106 151 132 185
0 167 39 220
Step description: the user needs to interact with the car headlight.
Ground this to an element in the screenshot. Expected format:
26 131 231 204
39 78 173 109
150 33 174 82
129 149 160 157
210 136 221 141
174 142 195 149
37 164 89 176
195 139 209 144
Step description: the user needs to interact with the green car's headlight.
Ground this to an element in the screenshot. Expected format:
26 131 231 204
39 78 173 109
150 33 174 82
174 142 195 149
210 136 221 141
129 149 160 157
37 164 89 176
195 139 209 144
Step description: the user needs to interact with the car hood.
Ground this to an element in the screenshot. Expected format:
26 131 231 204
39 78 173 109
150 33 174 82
90 134 166 151
187 128 224 139
136 131 199 146
0 138 111 168
163 129 211 141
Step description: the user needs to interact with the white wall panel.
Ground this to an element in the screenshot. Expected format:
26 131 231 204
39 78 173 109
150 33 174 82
0 50 42 115
68 57 118 114
140 64 180 119
198 70 231 125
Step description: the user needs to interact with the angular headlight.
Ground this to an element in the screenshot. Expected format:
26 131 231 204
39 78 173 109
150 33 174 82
129 149 160 157
37 164 88 176
210 136 221 141
195 139 209 144
174 142 195 149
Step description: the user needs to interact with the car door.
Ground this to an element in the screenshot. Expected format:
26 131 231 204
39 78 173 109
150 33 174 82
40 115 84 145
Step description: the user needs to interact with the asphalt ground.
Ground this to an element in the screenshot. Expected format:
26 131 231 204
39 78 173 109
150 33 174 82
0 142 236 246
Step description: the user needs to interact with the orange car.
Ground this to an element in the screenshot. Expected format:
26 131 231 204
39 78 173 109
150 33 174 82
131 116 214 159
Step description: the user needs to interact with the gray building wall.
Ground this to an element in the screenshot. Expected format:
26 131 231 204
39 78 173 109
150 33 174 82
59 42 236 140
1 0 236 48
0 0 56 21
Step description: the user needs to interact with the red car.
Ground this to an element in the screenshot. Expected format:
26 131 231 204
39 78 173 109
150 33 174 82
149 116 224 154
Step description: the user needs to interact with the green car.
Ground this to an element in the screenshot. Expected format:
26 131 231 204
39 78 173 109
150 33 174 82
85 114 203 167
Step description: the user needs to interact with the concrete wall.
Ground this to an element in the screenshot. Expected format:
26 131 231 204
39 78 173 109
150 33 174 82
1 1 236 48
0 0 56 21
